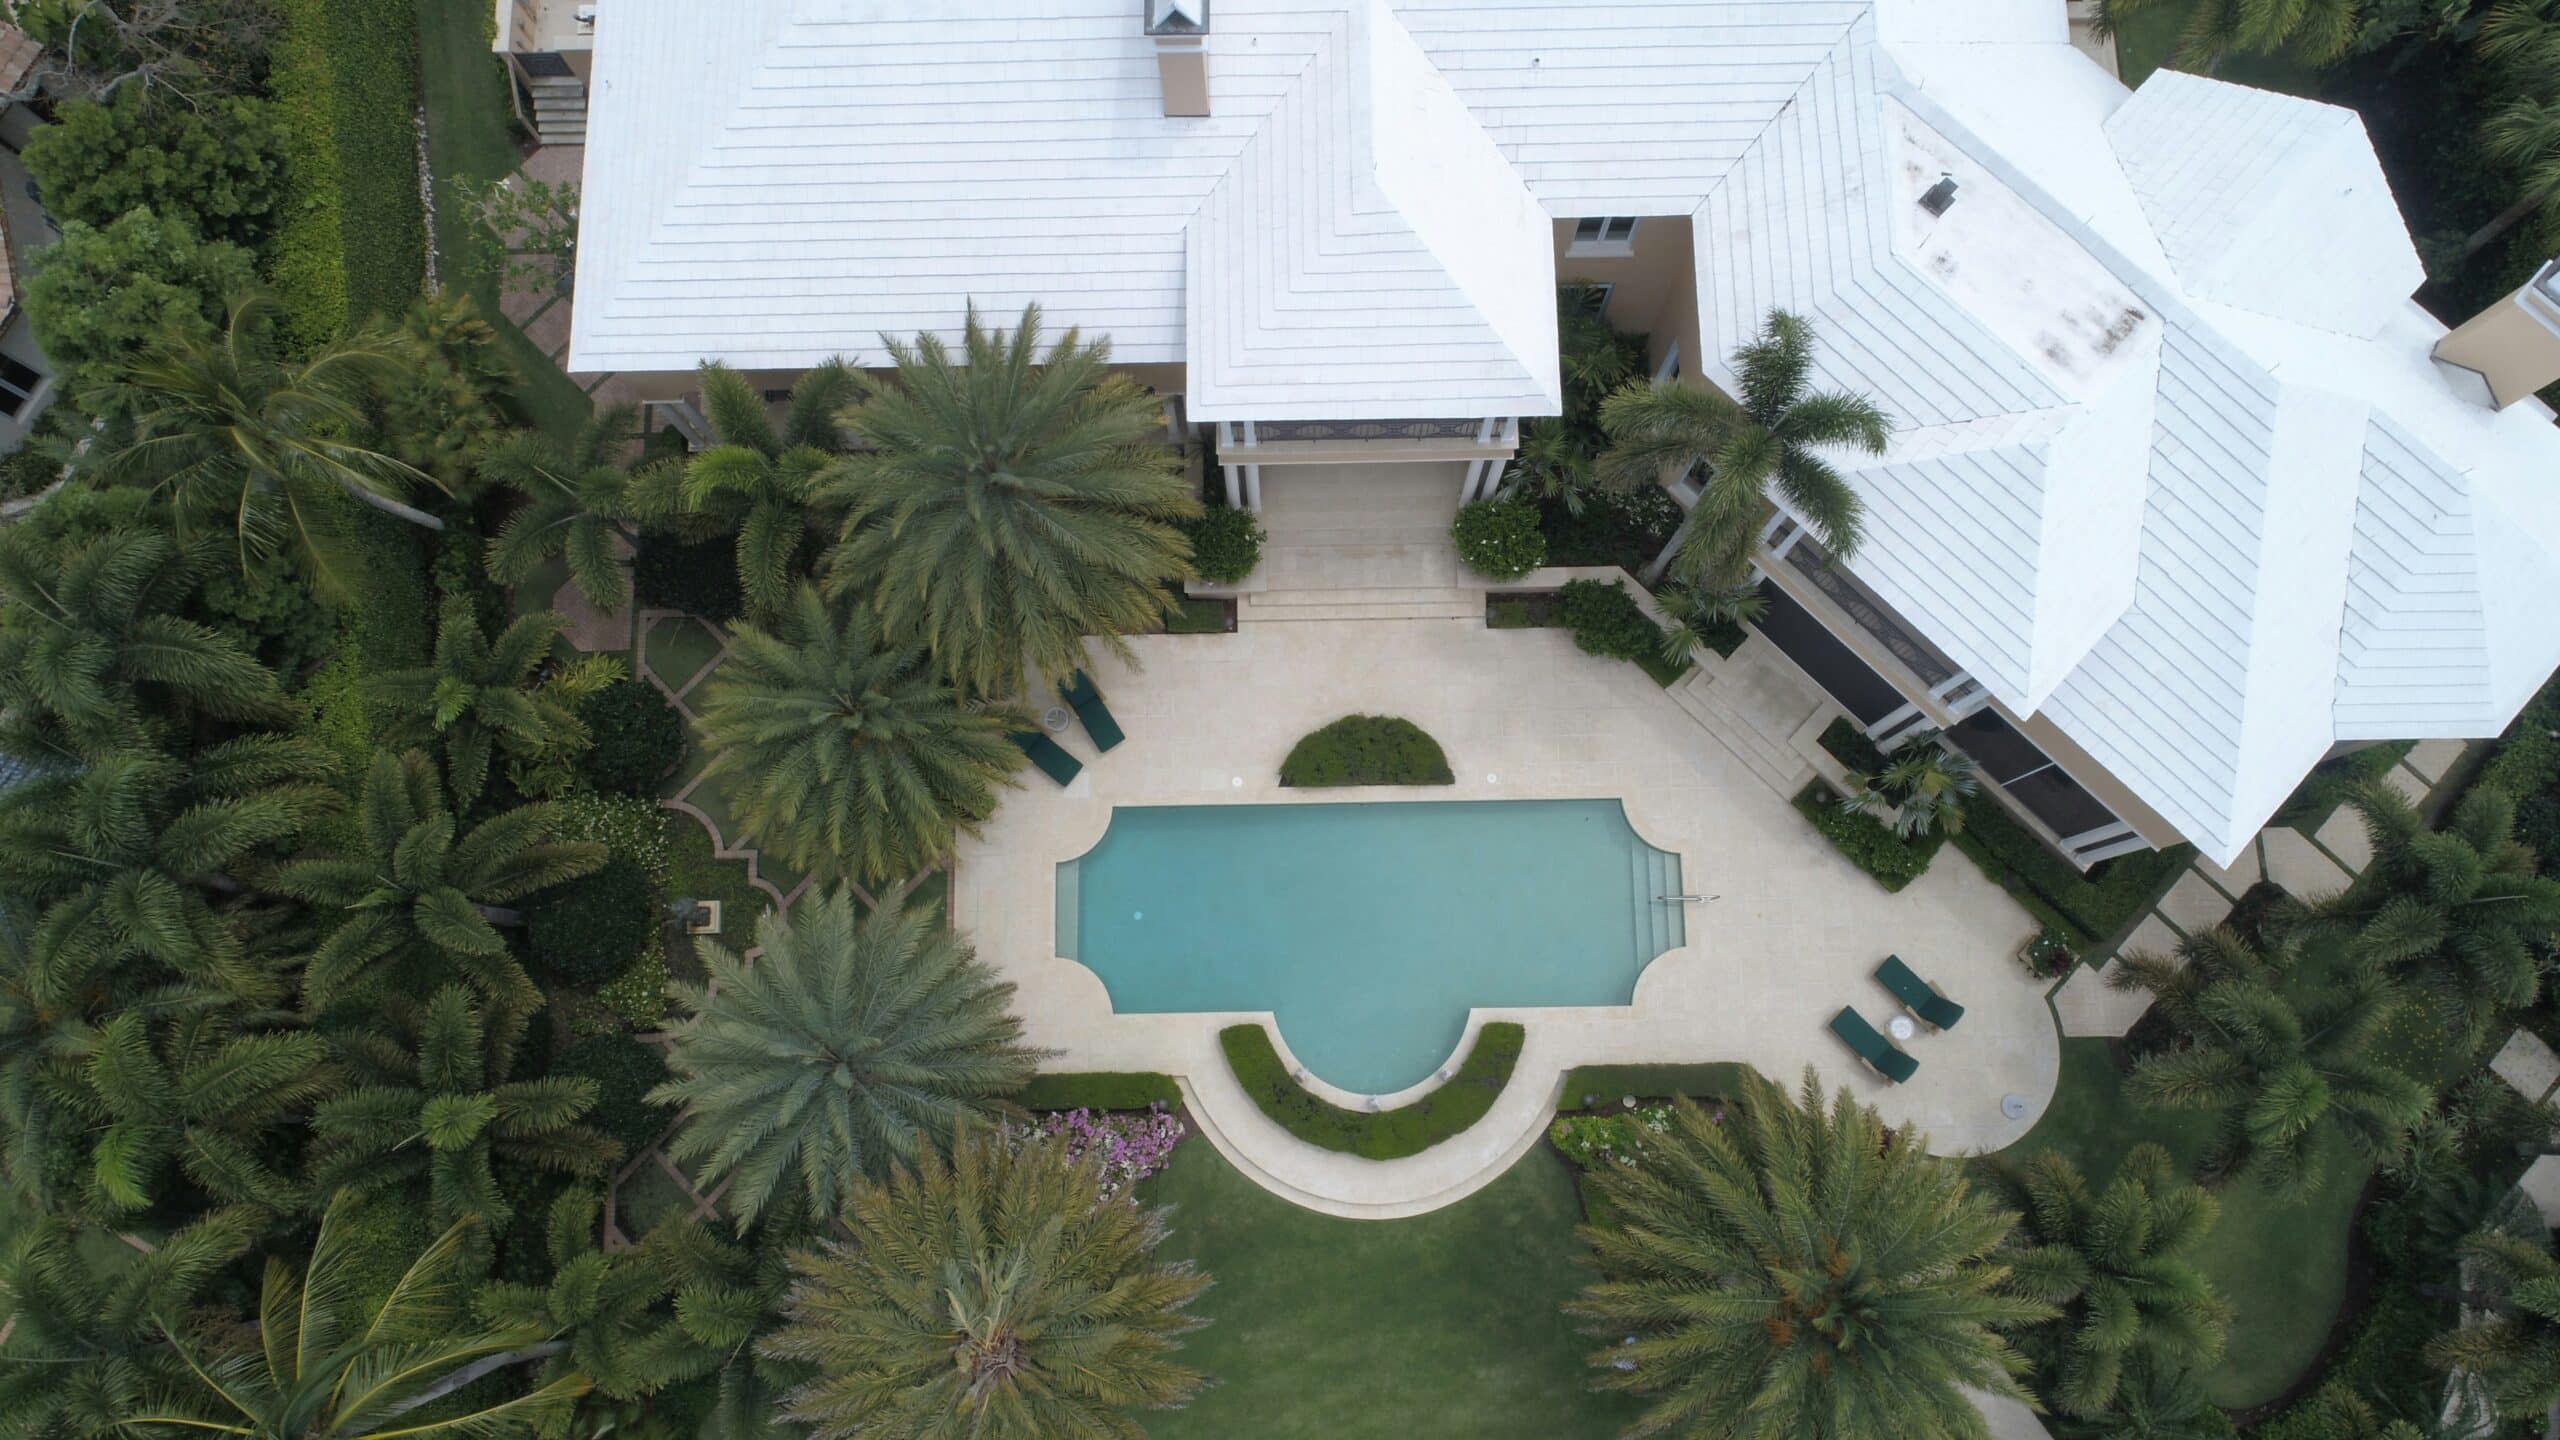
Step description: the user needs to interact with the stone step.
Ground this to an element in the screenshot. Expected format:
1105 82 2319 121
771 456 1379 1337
1246 585 1479 608
1667 673 1815 794
526 75 587 92
1236 597 1481 623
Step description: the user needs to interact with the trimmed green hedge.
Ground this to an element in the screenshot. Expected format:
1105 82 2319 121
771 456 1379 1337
1186 504 1265 585
2478 675 2560 799
1451 498 1546 580
1279 715 1455 788
273 0 425 348
1948 798 2191 952
1015 1072 1183 1112
1793 781 1943 892
1560 1062 1753 1107
1220 1022 1523 1160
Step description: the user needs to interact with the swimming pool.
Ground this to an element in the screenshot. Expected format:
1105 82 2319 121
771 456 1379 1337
1057 799 1684 1094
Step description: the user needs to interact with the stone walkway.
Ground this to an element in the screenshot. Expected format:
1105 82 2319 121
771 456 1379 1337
2052 740 2468 1037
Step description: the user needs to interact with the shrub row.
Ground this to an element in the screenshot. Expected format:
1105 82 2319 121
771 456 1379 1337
272 0 426 349
1560 1062 1753 1108
1555 578 1657 662
1278 715 1454 788
1220 1022 1524 1160
1014 1072 1184 1112
1947 798 2191 951
1792 781 1943 892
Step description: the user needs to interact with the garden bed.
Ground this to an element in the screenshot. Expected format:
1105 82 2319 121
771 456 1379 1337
1219 1022 1524 1160
1279 715 1454 788
1791 780 1944 892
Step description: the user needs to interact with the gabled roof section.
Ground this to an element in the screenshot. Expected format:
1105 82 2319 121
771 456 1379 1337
1183 1 1557 422
2107 71 2424 339
2332 420 2495 737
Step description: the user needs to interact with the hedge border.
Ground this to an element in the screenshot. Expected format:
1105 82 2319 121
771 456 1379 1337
1559 1062 1753 1107
273 0 425 349
1219 1022 1524 1160
1015 1072 1183 1113
1791 781 1943 892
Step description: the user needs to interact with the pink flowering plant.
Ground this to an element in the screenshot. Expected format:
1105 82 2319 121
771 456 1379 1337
1025 1104 1187 1199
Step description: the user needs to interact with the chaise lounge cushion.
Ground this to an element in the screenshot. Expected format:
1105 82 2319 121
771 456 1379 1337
1009 730 1083 787
1828 1007 1918 1084
1876 953 1965 1030
1061 670 1125 752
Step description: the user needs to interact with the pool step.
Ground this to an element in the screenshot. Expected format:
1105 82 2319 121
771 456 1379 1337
1667 669 1817 795
1628 842 1687 962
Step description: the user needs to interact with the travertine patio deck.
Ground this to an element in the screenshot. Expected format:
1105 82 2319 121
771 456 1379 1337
954 617 2057 1217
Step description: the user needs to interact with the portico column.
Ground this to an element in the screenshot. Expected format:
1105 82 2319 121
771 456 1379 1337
1242 463 1263 512
1221 464 1244 508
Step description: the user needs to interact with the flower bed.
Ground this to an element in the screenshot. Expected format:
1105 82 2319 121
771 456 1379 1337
1029 1105 1187 1201
1220 1022 1524 1160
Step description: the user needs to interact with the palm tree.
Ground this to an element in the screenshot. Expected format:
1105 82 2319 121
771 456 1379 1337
97 294 445 597
73 1008 331 1216
2104 0 2362 64
312 985 617 1228
2052 1359 2234 1440
481 407 647 611
1567 1067 2051 1439
648 893 1043 1228
0 523 286 757
1839 738 1981 839
2290 782 2560 1038
0 738 334 998
119 1190 592 1439
629 360 854 617
280 748 604 1018
1652 580 1768 665
1597 310 1890 586
821 303 1200 697
2426 1226 2560 1418
1993 1146 2232 1418
693 585 1023 886
375 596 618 807
2112 927 2430 1199
760 1123 1210 1439
0 1204 263 1439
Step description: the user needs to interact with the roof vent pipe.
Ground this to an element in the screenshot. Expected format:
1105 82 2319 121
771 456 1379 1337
1919 175 1959 217
1148 0 1209 118
2433 258 2560 409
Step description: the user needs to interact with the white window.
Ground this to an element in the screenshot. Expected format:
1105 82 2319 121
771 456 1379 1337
1568 216 1639 257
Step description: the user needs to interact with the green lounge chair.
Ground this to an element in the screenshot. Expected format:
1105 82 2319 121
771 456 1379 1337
1061 671 1125 752
1010 731 1082 787
1876 954 1965 1031
1829 1007 1918 1084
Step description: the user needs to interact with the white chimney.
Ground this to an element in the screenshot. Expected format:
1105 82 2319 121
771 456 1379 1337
2434 259 2560 409
1147 0 1208 119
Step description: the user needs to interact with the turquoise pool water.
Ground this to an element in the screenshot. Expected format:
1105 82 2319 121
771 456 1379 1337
1057 800 1683 1094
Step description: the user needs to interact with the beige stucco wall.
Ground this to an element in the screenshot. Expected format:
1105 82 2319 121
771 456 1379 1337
1553 216 1701 386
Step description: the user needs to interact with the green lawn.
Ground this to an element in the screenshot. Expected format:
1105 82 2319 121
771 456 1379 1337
1141 1143 1643 1440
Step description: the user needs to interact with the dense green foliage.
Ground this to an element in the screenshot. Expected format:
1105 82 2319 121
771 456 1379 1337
1556 576 1662 663
1839 738 1981 840
1278 714 1456 788
271 0 426 347
1219 1022 1523 1160
550 1031 677 1154
633 361 852 617
1016 1071 1185 1112
1570 1068 2049 1439
24 93 288 248
632 529 746 622
1560 1062 1755 1106
24 210 256 409
1792 780 1945 891
576 677 688 794
1451 497 1549 580
1949 795 2194 950
763 1125 1211 1439
1186 502 1266 584
526 856 660 985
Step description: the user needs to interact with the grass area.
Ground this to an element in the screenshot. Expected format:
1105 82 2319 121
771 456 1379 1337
414 0 595 440
662 809 771 964
1142 1143 1642 1440
643 616 725 694
1165 595 1233 634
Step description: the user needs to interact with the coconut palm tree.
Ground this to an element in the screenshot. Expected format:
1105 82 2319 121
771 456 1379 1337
0 523 287 758
1993 1146 2232 1418
2426 1226 2560 1419
118 1190 592 1439
2103 0 2363 63
280 748 604 1018
374 596 619 807
1839 738 1981 839
821 303 1200 697
761 1124 1210 1440
2112 927 2430 1199
1597 309 1890 586
1567 1066 2051 1440
97 293 444 597
2289 782 2560 1038
312 985 617 1228
0 738 334 998
627 359 855 617
481 407 647 611
0 1204 263 1440
72 1008 331 1216
692 585 1022 886
649 893 1043 1228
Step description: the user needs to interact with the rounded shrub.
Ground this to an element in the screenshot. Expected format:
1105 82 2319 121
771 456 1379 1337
1557 578 1662 662
525 856 659 986
1279 715 1455 788
549 1031 675 1154
1451 498 1547 580
631 531 743 622
576 678 687 795
1187 504 1266 585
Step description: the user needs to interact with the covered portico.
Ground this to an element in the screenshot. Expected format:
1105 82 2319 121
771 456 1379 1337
1212 416 1523 514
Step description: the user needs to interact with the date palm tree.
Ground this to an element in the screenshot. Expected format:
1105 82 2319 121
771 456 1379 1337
0 523 286 757
481 407 647 611
118 1190 592 1439
97 293 445 598
761 1124 1210 1440
1568 1066 2051 1439
821 303 1200 697
374 597 617 808
1597 309 1889 586
280 748 603 1018
2289 782 2560 1038
629 359 855 617
1992 1146 2232 1418
2112 927 2429 1199
312 985 617 1228
649 892 1042 1228
2103 0 2362 63
692 585 1022 886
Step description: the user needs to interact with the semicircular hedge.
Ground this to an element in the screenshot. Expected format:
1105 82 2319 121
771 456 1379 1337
1219 1021 1524 1160
1278 714 1455 788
